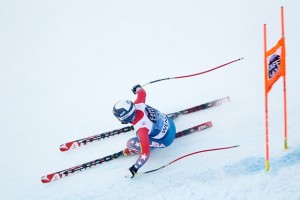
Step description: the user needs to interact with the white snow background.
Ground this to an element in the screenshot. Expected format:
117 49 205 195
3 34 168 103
1 0 300 199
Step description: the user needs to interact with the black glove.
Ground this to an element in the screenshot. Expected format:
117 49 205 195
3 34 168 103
132 84 142 94
125 165 138 178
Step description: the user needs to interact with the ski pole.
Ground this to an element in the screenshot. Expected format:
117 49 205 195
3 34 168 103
141 58 243 87
138 145 239 175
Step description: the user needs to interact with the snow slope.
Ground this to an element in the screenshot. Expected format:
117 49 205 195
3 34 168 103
1 0 300 199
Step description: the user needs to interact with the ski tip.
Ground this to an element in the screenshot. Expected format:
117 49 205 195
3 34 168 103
59 142 79 152
59 144 70 152
41 176 50 184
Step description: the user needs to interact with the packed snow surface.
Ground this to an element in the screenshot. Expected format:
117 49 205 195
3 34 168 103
1 0 300 199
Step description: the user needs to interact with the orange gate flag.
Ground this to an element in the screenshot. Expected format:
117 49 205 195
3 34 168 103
263 6 288 172
264 37 286 94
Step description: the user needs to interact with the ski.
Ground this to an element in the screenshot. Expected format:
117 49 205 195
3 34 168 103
167 96 230 119
59 126 134 152
175 121 212 138
59 97 229 152
41 121 213 184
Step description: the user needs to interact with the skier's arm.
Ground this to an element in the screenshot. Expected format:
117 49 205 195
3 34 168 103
134 87 146 104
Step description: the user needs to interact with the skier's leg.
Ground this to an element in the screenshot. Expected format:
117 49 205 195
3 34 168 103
123 137 141 156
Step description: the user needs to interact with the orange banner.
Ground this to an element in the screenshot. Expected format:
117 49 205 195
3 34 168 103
265 37 286 93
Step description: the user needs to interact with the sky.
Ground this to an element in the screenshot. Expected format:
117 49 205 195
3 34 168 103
0 0 300 199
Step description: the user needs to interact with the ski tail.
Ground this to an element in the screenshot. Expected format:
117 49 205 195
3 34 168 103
175 121 212 138
168 96 230 119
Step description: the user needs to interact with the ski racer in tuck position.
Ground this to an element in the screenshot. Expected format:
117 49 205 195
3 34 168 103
113 85 176 178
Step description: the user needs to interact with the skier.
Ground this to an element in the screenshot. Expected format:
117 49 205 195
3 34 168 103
113 84 176 178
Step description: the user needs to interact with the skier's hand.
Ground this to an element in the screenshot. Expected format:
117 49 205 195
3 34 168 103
124 165 138 178
132 84 142 94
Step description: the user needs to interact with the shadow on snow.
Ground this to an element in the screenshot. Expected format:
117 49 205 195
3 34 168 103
224 147 300 176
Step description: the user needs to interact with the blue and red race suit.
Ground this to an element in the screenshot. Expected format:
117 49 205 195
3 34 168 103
124 88 176 171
